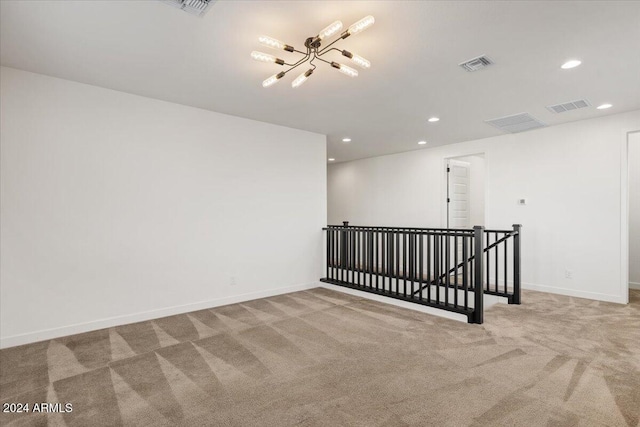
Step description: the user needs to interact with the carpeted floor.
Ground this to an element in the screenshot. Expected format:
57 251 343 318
1 288 639 427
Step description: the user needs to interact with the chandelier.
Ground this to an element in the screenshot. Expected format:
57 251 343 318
251 16 375 88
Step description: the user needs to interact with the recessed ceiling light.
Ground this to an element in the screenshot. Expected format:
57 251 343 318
596 103 612 110
342 138 352 142
561 60 581 69
328 158 335 161
428 117 440 122
418 141 427 145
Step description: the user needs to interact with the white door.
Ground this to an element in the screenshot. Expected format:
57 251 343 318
447 159 471 229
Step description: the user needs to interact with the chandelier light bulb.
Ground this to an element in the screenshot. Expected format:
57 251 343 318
318 21 343 40
292 69 314 88
258 35 294 52
262 72 286 88
341 50 370 69
331 62 358 78
251 51 284 65
351 54 371 69
347 15 375 36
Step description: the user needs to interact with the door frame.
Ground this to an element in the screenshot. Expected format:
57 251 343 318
446 158 471 229
621 130 640 304
442 152 488 229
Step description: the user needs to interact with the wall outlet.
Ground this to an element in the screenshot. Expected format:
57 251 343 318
518 198 527 205
230 276 236 286
564 269 573 279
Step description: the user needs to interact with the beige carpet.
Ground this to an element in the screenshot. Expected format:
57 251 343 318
1 288 639 426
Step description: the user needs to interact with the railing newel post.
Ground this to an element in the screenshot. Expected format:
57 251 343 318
512 224 522 305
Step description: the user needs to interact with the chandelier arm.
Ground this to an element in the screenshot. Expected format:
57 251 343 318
318 47 342 57
283 45 311 68
282 54 311 75
308 55 318 71
317 37 343 55
313 55 334 66
283 53 310 67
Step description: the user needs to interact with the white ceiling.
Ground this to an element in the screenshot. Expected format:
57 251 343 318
2 0 639 162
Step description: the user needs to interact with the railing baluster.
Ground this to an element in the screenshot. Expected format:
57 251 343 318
419 233 423 300
395 230 400 295
445 233 450 306
495 232 499 293
435 235 440 305
362 229 365 287
353 228 357 283
355 229 360 287
332 228 336 280
386 230 390 290
361 229 364 286
504 233 508 295
385 230 389 292
344 228 348 282
427 234 431 302
374 229 378 290
389 230 393 293
463 235 468 310
337 228 341 282
369 229 372 288
369 230 373 287
408 232 413 298
326 227 329 280
473 226 484 324
346 228 350 283
352 228 355 282
328 229 332 277
337 226 340 281
454 234 458 308
486 232 490 293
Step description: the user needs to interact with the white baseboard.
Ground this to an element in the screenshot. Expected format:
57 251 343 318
0 281 320 349
319 283 505 323
521 282 626 304
629 282 640 290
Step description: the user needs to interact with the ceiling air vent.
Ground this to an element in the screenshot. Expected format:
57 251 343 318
485 113 546 134
546 99 591 114
162 0 215 16
459 55 493 72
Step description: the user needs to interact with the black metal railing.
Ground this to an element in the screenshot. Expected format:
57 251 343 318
320 222 521 324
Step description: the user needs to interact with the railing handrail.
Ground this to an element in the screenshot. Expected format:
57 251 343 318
326 224 473 232
326 224 517 235
323 228 474 238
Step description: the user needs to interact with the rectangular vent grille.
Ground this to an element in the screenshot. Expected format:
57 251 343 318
459 55 493 72
162 0 215 16
546 99 591 113
485 113 546 133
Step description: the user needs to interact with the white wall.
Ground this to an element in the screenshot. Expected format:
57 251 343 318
328 110 640 304
630 132 640 286
0 67 327 348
